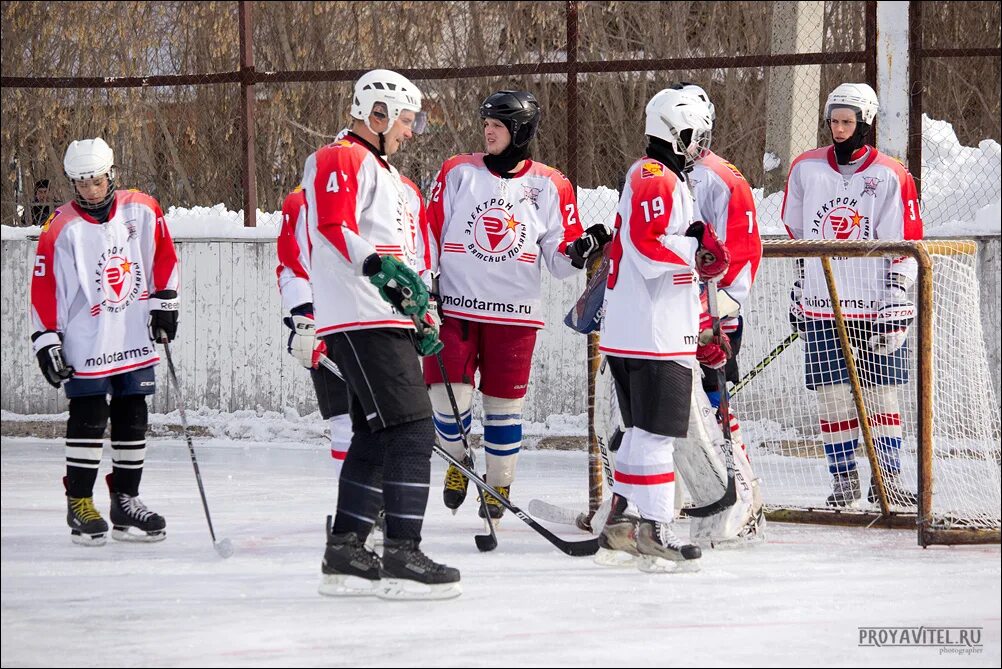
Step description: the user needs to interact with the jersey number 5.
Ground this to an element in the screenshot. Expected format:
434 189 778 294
34 255 46 277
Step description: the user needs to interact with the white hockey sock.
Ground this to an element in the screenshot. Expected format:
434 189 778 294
428 383 474 462
817 383 858 475
612 427 675 523
482 395 524 488
329 414 352 476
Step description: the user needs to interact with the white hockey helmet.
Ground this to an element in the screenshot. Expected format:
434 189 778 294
645 88 714 168
64 138 117 208
671 82 716 126
825 83 878 125
351 69 427 134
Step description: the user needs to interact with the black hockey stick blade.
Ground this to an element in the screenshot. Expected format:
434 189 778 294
682 472 737 518
475 530 498 552
432 444 598 556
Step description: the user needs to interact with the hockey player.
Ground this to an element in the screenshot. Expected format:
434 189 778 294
669 82 765 547
303 69 460 600
30 137 177 546
423 89 609 520
595 88 730 571
277 185 353 468
782 82 922 508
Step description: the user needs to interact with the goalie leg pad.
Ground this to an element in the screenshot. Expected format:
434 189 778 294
482 395 524 488
817 383 859 474
428 383 474 461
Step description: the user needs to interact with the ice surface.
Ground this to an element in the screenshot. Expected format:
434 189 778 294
2 437 999 667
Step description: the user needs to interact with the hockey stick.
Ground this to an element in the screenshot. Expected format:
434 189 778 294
432 441 599 556
684 282 738 518
160 339 233 558
727 331 799 396
407 311 498 553
317 353 344 380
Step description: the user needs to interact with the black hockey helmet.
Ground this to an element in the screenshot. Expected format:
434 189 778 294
479 90 541 149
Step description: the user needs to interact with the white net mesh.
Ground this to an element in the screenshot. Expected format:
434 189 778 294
591 240 1000 539
731 241 1000 532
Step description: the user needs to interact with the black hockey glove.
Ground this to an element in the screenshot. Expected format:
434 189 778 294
149 290 179 342
566 224 612 269
31 330 75 388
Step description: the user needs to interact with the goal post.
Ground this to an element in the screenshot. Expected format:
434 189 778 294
587 239 1001 547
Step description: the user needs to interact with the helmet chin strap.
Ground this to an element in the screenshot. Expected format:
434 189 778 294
832 122 871 165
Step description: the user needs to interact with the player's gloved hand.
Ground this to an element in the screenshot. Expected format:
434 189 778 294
363 254 429 317
685 221 730 282
868 275 915 356
566 224 612 269
31 330 75 388
789 280 807 334
283 303 327 369
413 312 444 357
696 312 731 369
148 290 179 342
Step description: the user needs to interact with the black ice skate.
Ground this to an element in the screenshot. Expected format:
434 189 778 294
379 538 461 600
636 518 702 573
67 495 109 546
443 463 469 512
107 474 166 542
319 517 382 597
477 485 509 521
867 473 918 508
825 469 861 508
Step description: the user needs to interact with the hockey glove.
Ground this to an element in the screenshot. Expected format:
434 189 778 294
363 254 429 317
868 275 915 356
413 313 444 357
789 280 807 334
696 312 731 369
283 303 327 369
685 221 730 282
31 330 75 388
148 290 179 342
566 224 612 269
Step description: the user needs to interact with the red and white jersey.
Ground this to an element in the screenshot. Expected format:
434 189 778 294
782 145 923 319
425 154 583 328
599 158 701 364
302 133 421 335
276 186 312 313
689 150 762 314
30 190 179 378
277 177 427 315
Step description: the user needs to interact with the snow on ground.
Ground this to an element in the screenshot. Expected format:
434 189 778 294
2 436 999 667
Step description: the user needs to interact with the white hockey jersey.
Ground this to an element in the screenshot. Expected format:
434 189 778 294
782 145 923 319
689 150 762 316
424 154 583 328
278 176 426 315
30 190 179 378
302 133 425 335
599 158 701 364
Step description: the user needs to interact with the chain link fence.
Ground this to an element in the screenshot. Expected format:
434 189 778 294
3 1 999 233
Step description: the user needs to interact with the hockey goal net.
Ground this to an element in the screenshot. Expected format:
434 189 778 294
589 239 1000 546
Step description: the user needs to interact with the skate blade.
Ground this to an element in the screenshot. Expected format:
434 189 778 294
318 574 381 597
593 547 640 568
377 579 462 601
637 555 701 574
111 526 166 543
71 531 107 547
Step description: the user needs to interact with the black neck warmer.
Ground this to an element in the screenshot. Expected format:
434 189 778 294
833 123 871 165
483 142 531 177
81 192 115 223
645 137 688 178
